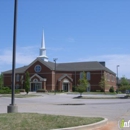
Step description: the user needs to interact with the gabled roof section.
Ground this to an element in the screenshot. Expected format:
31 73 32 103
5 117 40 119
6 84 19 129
25 58 55 71
2 58 55 74
2 66 28 74
30 73 46 81
58 74 73 81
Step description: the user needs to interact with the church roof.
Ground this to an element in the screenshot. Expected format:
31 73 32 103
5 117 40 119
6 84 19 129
2 66 28 74
2 58 115 75
56 61 115 75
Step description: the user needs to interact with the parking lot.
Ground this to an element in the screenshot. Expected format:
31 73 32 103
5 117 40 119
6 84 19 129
0 93 130 129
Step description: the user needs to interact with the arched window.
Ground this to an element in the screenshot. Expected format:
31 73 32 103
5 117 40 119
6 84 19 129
16 74 20 82
87 83 91 92
33 78 38 82
80 72 83 79
15 84 20 89
87 72 91 80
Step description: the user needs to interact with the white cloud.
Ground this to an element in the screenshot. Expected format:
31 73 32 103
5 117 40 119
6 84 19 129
79 54 130 78
1 46 130 79
0 46 38 73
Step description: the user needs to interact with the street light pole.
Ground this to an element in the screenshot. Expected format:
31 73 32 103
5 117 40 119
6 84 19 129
53 58 58 95
7 0 18 113
117 65 120 88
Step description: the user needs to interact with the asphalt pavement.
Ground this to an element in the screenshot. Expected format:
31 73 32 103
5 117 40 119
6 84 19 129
0 93 130 129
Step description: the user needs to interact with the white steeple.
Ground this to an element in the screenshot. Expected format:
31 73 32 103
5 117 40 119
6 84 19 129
38 30 48 62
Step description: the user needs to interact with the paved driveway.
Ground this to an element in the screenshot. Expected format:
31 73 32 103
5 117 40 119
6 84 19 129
0 94 130 129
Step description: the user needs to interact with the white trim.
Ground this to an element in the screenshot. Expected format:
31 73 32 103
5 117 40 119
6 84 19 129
25 58 52 72
63 79 69 83
30 73 46 82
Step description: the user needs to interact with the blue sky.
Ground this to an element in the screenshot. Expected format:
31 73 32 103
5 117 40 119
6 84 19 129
0 0 130 78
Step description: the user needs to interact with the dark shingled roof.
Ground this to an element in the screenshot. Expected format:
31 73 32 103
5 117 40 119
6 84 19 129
2 66 28 74
56 61 115 75
2 58 116 75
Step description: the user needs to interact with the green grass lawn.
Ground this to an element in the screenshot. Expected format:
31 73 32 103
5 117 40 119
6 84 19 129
0 94 41 98
0 113 104 130
68 91 118 95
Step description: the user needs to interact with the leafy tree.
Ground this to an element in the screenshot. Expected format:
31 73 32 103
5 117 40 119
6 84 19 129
76 72 88 96
24 72 30 94
109 86 114 93
99 75 108 93
0 73 3 89
119 76 130 92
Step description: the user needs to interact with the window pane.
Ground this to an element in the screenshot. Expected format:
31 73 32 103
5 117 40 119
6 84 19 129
87 72 91 80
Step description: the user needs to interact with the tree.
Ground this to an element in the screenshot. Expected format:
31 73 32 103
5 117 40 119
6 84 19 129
119 76 130 92
76 72 88 96
24 72 30 94
99 75 107 93
0 73 3 89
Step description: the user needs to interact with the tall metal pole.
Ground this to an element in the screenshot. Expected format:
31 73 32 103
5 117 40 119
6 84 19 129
7 0 18 113
117 65 119 88
53 58 57 94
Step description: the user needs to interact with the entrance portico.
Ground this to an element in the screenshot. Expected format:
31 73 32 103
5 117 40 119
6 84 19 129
58 74 73 92
30 74 47 91
62 79 70 92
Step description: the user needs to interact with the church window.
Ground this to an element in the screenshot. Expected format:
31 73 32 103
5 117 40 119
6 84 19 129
80 72 83 79
34 65 41 72
15 84 20 89
87 72 91 80
16 74 20 82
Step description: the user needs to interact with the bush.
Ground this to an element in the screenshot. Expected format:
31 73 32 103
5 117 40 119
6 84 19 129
119 86 130 93
109 86 114 93
101 89 104 92
0 87 20 94
96 90 101 92
116 89 119 93
61 90 65 92
15 89 20 94
19 89 25 92
72 86 76 92
36 89 46 93
0 87 11 94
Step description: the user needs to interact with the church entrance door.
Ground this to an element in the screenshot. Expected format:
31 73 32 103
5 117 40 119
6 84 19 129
31 83 42 91
63 83 68 92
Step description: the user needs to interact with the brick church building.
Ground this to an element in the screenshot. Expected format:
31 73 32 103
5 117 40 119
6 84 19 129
2 32 117 92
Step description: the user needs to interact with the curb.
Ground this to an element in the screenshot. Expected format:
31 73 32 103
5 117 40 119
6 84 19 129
51 118 108 130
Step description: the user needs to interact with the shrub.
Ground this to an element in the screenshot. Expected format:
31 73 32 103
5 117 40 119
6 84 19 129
0 87 11 94
37 89 46 93
109 86 114 93
96 90 101 92
0 87 20 94
61 90 64 92
101 89 104 92
116 89 119 93
15 89 20 94
72 86 76 92
19 89 25 92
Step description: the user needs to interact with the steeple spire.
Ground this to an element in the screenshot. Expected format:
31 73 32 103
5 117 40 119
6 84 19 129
41 30 45 49
38 30 48 62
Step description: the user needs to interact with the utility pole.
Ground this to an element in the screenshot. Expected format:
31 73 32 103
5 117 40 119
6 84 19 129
53 58 58 94
117 65 120 88
7 0 18 113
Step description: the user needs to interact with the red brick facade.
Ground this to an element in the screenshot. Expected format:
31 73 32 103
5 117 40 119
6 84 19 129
3 60 117 92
